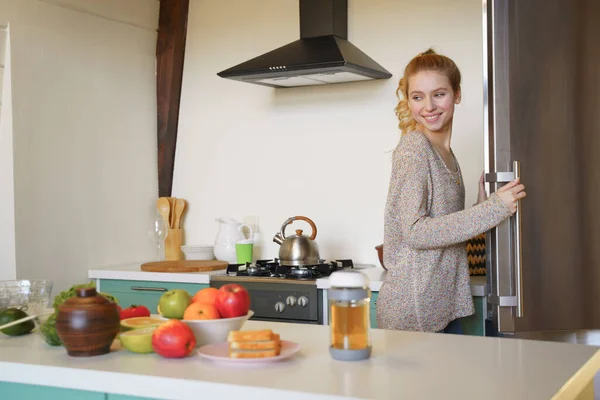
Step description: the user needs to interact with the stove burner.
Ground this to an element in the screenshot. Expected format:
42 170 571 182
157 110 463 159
246 265 260 275
286 267 317 280
226 260 278 277
226 259 354 280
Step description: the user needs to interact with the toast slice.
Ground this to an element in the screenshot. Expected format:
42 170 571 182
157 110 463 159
227 329 274 342
228 329 281 358
230 348 280 359
230 338 280 350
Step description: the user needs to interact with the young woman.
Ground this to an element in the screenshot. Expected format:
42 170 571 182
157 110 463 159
376 49 526 333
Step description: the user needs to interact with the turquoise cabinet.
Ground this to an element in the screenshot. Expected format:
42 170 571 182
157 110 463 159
460 296 486 336
98 279 208 311
0 382 105 400
370 292 379 329
0 382 159 399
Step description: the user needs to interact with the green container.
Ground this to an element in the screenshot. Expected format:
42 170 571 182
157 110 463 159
235 243 253 263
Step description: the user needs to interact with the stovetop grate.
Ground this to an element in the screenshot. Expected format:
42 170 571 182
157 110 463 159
225 259 354 280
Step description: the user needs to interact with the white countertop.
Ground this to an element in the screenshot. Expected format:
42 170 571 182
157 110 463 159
89 264 488 296
1 320 599 399
88 262 227 284
316 267 488 296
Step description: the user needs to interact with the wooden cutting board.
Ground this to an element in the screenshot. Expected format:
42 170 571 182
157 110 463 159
141 260 228 273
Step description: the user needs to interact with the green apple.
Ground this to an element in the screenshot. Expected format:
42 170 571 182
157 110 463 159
158 289 192 319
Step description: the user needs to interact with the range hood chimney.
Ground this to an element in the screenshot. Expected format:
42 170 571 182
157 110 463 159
217 0 392 88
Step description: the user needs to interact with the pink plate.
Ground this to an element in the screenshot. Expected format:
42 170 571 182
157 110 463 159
197 340 301 365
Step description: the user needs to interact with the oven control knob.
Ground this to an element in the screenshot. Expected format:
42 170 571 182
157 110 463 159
298 296 309 308
275 302 285 313
286 296 297 307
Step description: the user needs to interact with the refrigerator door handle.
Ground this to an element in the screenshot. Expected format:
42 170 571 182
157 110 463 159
484 161 524 319
488 294 517 307
485 172 515 183
513 160 524 317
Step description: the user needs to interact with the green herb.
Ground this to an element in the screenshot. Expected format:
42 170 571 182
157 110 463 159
39 313 61 346
51 281 118 310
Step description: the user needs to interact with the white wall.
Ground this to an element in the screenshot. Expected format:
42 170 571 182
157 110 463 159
174 0 484 265
0 26 15 280
0 0 159 293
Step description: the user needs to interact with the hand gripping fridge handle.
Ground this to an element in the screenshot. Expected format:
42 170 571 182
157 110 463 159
513 160 524 317
484 160 524 317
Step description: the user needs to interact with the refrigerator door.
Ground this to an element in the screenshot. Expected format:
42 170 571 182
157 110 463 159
484 0 600 338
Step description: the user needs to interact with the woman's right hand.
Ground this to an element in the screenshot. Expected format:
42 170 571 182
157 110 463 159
496 179 527 213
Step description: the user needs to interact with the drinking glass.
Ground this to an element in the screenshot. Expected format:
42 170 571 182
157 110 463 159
149 215 168 261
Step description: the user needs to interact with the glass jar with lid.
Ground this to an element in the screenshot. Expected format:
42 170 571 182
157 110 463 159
328 270 372 361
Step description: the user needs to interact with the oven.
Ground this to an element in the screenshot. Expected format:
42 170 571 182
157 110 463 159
209 259 354 325
210 278 323 324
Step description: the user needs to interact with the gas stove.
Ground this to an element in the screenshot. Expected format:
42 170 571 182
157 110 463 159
210 259 355 324
225 259 355 280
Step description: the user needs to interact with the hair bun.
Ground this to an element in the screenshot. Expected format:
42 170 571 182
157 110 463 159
419 48 437 57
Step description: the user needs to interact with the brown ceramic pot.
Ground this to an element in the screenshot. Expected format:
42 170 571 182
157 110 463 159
375 244 387 271
56 287 120 357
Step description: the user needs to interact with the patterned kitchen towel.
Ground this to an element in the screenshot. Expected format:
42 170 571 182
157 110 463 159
467 233 486 276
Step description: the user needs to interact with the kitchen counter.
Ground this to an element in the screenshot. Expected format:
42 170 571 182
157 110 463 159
88 262 227 284
1 320 599 399
316 267 488 296
89 264 488 296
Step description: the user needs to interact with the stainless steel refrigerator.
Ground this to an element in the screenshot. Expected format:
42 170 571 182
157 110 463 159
483 0 600 344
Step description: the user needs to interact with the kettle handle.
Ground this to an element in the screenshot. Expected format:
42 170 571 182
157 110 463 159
280 216 317 240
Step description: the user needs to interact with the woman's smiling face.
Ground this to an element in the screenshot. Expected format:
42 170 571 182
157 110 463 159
407 70 461 135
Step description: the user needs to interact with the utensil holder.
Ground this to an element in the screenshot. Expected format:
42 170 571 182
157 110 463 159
165 228 183 261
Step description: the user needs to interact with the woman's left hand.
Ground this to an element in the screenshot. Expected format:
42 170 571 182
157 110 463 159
477 172 487 204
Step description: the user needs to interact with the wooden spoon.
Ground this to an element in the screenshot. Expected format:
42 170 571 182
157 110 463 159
174 198 187 229
167 197 176 228
156 197 171 228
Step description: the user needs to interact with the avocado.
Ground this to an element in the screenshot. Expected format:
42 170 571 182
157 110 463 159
0 308 35 336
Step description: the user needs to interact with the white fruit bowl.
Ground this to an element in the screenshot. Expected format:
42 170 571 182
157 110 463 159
161 310 254 348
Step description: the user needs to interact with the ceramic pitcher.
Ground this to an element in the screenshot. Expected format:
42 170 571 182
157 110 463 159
214 217 254 264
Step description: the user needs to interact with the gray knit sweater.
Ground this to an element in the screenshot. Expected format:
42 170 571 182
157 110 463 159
376 131 511 332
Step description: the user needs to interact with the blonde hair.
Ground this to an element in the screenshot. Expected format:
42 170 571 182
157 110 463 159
394 49 462 135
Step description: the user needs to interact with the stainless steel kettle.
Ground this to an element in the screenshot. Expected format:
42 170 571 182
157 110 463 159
273 216 320 266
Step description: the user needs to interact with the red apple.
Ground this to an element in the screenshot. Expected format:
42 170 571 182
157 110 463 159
151 319 196 358
215 284 250 318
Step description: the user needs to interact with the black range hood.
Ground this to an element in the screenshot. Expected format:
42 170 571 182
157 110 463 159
217 0 392 88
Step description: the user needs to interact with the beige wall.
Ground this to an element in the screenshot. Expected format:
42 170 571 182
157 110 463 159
174 0 485 265
0 0 159 292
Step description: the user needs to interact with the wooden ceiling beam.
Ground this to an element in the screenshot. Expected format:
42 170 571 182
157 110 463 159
156 0 189 197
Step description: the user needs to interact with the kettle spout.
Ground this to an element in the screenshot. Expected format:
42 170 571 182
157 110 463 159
273 233 284 245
